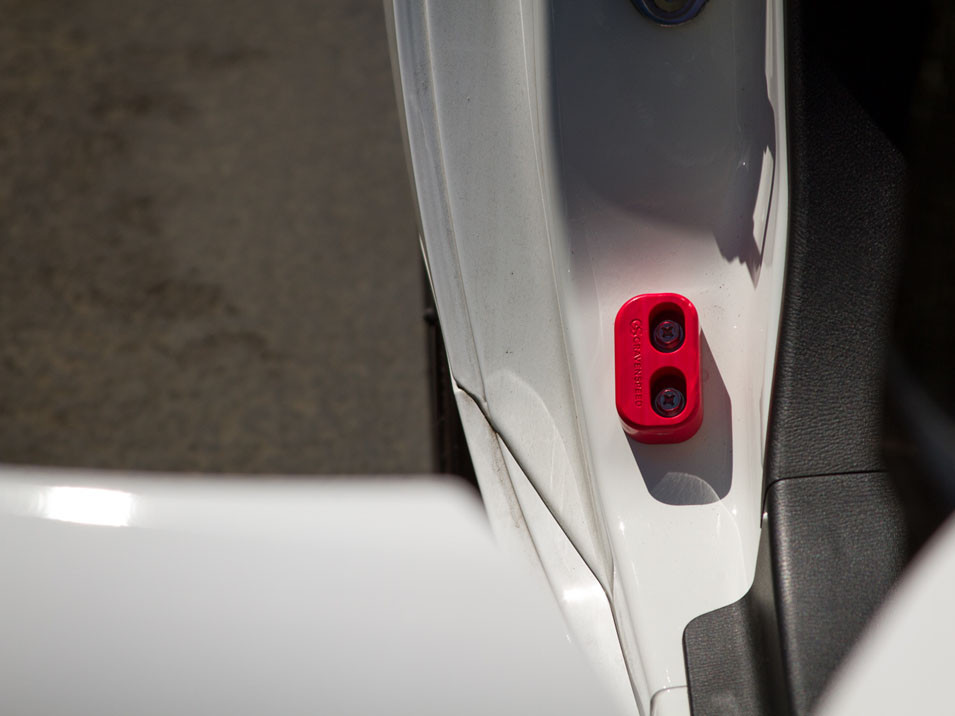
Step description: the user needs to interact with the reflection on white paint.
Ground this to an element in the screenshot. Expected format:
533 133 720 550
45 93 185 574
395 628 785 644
752 147 775 256
43 487 133 527
561 583 605 606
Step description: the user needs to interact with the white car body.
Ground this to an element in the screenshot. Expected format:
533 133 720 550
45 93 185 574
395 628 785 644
2 2 948 714
387 0 788 712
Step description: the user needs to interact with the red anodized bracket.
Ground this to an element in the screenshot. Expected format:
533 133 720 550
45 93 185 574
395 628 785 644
614 293 702 444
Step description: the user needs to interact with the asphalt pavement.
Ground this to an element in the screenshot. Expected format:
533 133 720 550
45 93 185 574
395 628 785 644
0 0 432 474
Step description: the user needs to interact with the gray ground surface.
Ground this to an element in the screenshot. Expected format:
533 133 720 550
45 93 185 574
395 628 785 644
0 0 432 474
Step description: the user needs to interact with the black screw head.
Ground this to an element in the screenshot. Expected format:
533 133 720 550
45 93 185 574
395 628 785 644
654 387 686 418
652 319 684 353
652 0 691 11
632 0 708 25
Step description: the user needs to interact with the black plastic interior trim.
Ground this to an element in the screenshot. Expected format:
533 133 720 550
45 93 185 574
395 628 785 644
684 0 916 710
758 0 912 705
764 54 906 483
684 530 789 716
767 473 909 714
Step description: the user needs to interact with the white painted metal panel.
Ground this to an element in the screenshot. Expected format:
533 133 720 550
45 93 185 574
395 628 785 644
0 467 620 716
390 0 789 711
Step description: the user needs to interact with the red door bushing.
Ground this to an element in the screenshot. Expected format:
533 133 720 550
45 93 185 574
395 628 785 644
614 293 702 444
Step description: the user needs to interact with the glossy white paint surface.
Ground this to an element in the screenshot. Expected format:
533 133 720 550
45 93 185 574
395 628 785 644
651 687 691 716
816 515 955 716
390 0 789 711
455 387 638 716
0 466 621 716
